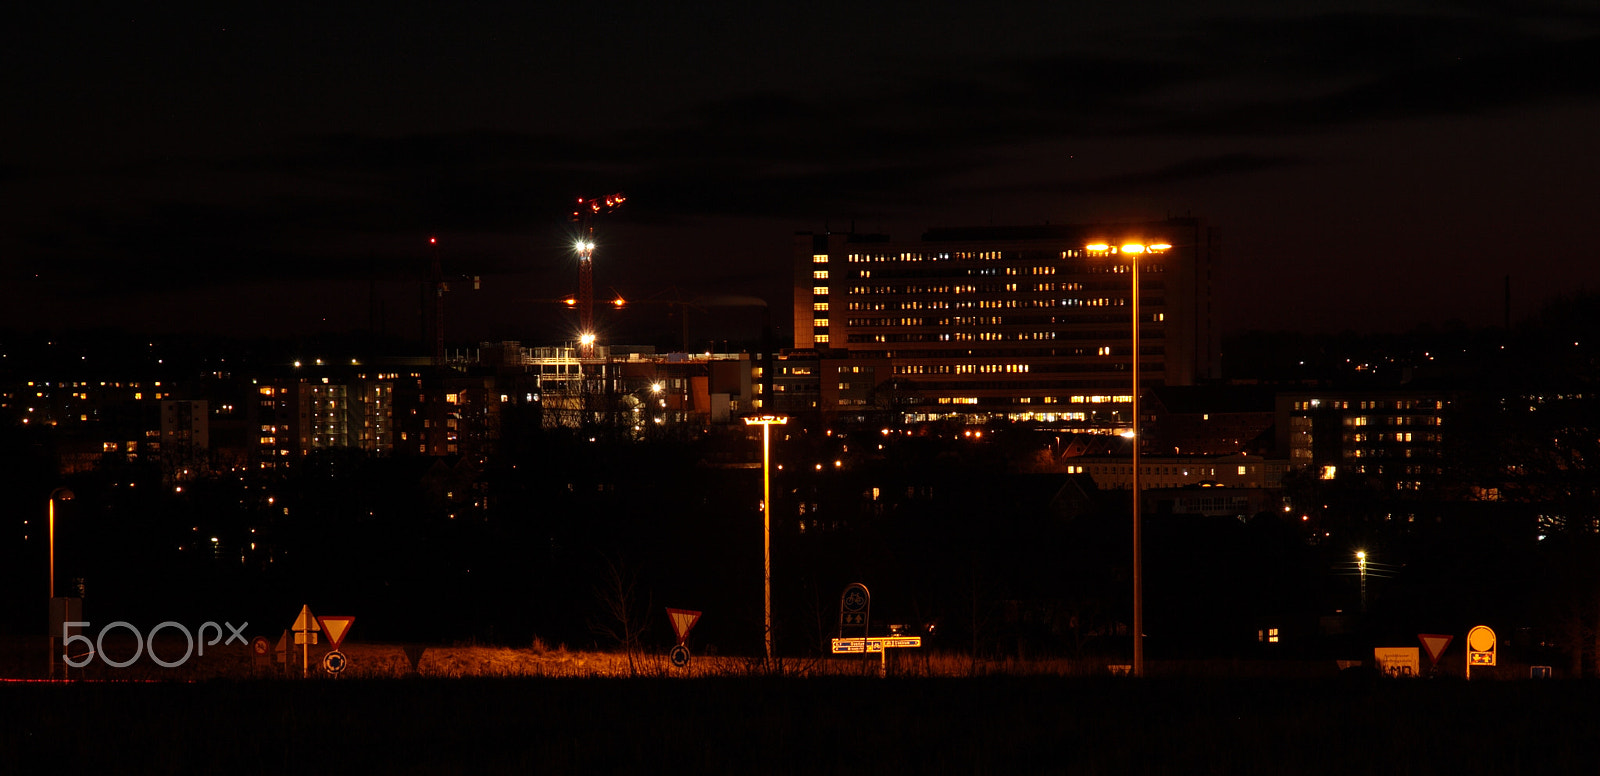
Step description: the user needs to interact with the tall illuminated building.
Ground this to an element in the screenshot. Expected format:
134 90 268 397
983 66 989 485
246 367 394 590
791 218 1219 422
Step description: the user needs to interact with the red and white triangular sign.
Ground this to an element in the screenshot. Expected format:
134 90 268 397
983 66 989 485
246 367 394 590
666 608 702 644
319 616 355 649
292 605 321 632
1419 633 1453 664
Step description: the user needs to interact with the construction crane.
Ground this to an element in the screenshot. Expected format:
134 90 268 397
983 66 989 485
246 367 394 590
569 193 625 357
424 235 480 367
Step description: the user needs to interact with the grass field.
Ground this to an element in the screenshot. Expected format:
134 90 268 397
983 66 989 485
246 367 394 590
4 636 1596 774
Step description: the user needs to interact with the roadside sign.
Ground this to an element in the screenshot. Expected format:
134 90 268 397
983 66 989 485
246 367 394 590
665 608 702 645
670 644 691 668
251 636 271 671
323 650 347 675
1466 625 1496 679
1531 666 1552 679
402 645 427 675
290 604 320 678
1418 633 1453 665
830 636 923 654
318 616 355 650
275 630 290 663
1374 647 1419 678
292 605 321 633
840 583 869 628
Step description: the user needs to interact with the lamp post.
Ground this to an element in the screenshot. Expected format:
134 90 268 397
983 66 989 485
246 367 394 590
47 487 75 601
1356 550 1368 613
1086 241 1170 677
742 415 788 663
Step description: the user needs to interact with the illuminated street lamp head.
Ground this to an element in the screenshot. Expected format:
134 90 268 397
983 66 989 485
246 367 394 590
51 488 75 502
742 415 790 426
1357 550 1367 561
579 333 596 346
1086 241 1171 255
650 382 664 393
574 239 595 253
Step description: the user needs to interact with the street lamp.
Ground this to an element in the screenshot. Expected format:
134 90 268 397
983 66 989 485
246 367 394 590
1086 240 1170 677
1356 550 1368 613
743 414 788 663
47 487 75 601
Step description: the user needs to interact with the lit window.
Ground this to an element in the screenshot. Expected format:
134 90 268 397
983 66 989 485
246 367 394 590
813 254 828 263
813 286 829 296
813 302 828 311
813 270 829 280
814 319 829 327
815 334 829 343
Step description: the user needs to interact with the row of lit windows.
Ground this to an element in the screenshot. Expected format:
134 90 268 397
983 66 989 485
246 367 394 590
1294 399 1448 411
1348 432 1433 443
1346 416 1442 427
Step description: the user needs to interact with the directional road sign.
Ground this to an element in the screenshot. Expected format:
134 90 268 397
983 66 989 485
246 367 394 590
830 636 922 654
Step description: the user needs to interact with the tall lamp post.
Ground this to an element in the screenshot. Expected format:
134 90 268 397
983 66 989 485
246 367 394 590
1086 241 1170 677
47 487 75 601
743 415 788 663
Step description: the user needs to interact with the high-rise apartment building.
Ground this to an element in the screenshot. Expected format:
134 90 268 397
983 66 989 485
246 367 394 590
792 219 1219 421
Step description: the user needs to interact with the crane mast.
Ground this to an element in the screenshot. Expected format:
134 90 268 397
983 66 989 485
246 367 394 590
569 193 624 358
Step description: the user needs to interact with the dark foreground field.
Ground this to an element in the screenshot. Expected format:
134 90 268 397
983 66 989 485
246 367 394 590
4 677 1597 775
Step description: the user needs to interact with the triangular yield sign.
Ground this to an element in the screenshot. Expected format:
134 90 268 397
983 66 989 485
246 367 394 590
666 608 702 644
319 616 355 649
1419 633 1453 664
292 605 321 632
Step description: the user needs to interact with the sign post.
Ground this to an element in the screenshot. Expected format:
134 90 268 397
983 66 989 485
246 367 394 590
1466 625 1496 680
317 616 354 677
1418 633 1453 676
665 608 702 669
830 636 923 677
291 605 321 678
839 583 870 672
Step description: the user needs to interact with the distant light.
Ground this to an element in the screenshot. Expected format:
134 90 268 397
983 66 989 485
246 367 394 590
1120 244 1146 254
1356 550 1367 561
1149 243 1172 251
1120 430 1136 439
613 298 626 307
1086 243 1110 252
293 361 302 368
429 236 437 244
579 333 596 346
650 383 663 393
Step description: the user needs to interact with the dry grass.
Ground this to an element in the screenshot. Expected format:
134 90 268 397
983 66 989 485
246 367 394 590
4 634 1134 681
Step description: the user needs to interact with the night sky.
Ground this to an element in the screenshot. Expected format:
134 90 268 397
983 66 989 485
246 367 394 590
5 1 1598 345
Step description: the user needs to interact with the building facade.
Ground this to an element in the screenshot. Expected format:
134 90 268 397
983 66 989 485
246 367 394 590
793 219 1219 421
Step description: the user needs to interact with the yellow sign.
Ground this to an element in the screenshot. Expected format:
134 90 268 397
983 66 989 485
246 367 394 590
830 636 922 654
1466 625 1496 678
1373 647 1420 678
1467 625 1496 665
292 605 321 632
